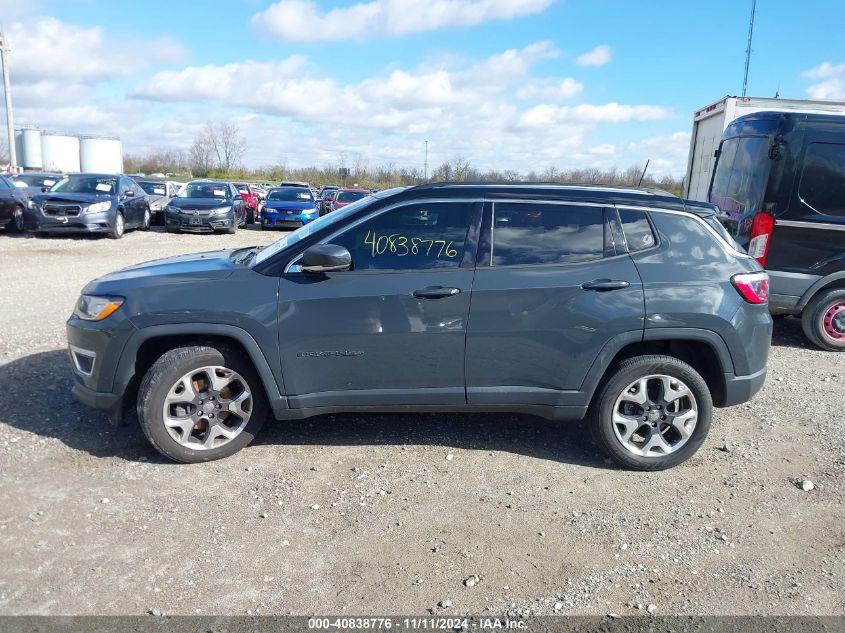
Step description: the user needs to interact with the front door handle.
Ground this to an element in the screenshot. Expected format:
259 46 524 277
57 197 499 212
581 279 630 291
413 286 461 299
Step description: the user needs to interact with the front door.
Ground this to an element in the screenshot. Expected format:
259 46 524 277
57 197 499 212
278 200 481 409
466 201 645 407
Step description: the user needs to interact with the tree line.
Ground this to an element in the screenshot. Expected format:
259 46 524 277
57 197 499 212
123 120 685 195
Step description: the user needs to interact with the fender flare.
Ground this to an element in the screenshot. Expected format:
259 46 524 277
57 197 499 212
796 271 845 310
115 323 286 410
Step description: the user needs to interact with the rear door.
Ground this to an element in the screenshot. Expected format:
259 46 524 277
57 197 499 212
0 176 15 226
465 200 645 407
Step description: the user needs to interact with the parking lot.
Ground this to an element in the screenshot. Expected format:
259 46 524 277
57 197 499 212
0 228 843 616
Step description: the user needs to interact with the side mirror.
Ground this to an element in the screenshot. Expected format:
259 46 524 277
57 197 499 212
123 190 135 198
300 244 352 274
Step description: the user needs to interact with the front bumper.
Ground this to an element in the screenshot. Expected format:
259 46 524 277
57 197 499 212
66 314 137 424
166 213 234 233
29 210 113 234
262 209 317 229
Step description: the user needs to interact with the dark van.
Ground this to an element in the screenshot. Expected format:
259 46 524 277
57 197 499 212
710 111 845 351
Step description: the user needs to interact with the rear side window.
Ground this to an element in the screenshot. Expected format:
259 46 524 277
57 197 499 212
799 142 845 217
618 209 656 252
492 203 604 266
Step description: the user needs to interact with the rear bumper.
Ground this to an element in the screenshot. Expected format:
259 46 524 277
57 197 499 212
721 366 767 407
767 270 821 313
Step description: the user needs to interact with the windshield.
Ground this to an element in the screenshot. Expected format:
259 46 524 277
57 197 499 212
268 188 314 202
139 182 168 196
253 195 380 266
178 183 230 199
337 190 369 203
51 175 117 195
709 136 770 220
12 174 60 188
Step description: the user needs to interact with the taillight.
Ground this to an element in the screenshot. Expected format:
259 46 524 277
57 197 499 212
732 272 769 304
746 212 775 265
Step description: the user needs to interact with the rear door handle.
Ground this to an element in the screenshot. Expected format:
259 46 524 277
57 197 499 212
581 279 630 291
413 286 461 299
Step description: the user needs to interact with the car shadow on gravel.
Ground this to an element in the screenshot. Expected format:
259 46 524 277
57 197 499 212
770 316 816 350
2 350 611 468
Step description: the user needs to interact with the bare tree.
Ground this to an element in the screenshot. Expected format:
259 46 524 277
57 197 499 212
189 127 215 176
209 121 247 172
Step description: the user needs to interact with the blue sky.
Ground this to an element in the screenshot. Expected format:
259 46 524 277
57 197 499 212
5 0 845 176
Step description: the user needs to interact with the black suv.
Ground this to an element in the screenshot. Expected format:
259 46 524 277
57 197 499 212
165 180 247 233
28 173 151 238
67 184 772 470
711 111 845 351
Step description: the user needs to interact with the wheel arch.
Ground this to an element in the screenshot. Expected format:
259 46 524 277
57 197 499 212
116 324 287 419
796 272 845 311
581 330 732 410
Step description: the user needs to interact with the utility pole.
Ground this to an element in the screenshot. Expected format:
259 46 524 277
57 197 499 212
742 0 757 97
424 140 428 182
0 33 15 170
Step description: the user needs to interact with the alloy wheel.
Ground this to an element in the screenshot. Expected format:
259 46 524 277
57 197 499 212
612 374 698 457
162 365 253 450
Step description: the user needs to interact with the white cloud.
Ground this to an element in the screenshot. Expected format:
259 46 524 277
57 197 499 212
251 0 554 41
516 77 583 100
575 44 612 67
803 61 845 99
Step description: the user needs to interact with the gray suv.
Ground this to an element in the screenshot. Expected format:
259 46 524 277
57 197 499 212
67 184 772 470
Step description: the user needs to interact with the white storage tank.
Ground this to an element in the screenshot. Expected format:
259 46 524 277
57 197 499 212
79 136 123 173
14 128 44 170
41 133 81 173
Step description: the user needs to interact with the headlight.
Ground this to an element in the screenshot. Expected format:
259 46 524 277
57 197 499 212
87 201 112 213
212 206 231 215
74 295 124 321
27 199 40 211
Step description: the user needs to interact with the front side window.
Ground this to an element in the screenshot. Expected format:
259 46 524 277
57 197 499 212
799 142 845 217
492 203 605 266
328 202 473 271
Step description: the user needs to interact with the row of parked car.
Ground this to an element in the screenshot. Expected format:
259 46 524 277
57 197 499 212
0 171 374 238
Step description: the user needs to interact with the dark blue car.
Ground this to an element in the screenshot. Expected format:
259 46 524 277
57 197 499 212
261 187 319 229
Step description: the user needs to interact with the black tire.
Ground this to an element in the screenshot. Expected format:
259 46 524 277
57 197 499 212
108 211 125 239
801 288 845 352
137 344 268 463
590 355 713 471
9 205 25 232
140 207 152 231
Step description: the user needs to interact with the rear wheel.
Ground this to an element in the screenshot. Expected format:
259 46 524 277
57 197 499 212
590 355 712 470
802 288 845 352
137 344 268 463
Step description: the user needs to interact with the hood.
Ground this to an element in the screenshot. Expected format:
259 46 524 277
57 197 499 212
169 198 231 211
264 199 316 211
83 250 238 294
32 192 114 205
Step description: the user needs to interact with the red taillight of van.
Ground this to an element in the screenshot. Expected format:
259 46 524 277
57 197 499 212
746 212 775 265
732 272 769 304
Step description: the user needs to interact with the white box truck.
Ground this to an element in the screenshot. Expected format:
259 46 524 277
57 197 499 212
683 95 845 201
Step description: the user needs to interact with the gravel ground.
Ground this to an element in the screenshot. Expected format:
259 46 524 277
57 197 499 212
0 228 843 616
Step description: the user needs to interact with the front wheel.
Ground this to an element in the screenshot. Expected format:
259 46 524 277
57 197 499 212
802 288 845 351
141 208 151 231
590 355 712 471
108 211 125 239
10 205 25 232
137 344 268 463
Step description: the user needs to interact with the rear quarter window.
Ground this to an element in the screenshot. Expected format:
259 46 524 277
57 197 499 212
617 209 656 252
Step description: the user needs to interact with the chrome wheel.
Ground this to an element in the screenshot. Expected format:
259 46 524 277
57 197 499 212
143 208 151 229
612 374 698 457
13 207 24 232
114 213 125 236
162 366 253 450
